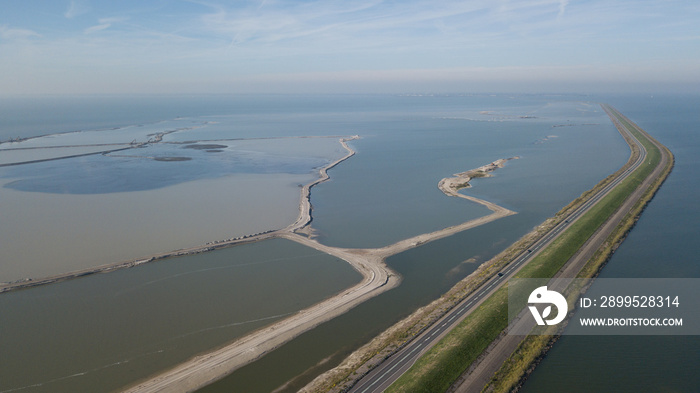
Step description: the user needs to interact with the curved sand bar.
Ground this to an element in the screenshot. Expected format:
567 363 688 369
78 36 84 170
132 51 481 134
0 133 518 392
122 143 518 393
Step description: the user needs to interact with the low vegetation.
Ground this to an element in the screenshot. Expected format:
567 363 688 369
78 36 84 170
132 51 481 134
483 106 673 393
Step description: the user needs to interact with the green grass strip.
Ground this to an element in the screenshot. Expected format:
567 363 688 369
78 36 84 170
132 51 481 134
386 287 509 393
484 107 672 393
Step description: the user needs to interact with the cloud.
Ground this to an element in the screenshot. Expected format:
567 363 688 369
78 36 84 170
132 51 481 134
65 0 90 19
2 0 700 94
558 0 569 19
194 0 576 55
0 25 41 40
84 17 128 34
84 23 111 34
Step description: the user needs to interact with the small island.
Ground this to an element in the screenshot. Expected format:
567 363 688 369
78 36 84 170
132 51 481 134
439 157 519 194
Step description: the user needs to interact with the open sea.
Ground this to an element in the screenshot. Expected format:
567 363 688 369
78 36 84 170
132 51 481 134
0 93 696 392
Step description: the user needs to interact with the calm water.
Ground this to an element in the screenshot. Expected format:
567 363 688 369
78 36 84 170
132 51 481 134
0 173 314 281
1 94 679 393
311 99 627 248
520 94 700 393
200 216 527 393
0 112 348 281
0 239 360 393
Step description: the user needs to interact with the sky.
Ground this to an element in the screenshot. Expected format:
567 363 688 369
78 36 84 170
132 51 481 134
1 0 699 94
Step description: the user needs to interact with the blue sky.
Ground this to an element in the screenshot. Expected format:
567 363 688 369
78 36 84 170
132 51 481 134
1 0 699 94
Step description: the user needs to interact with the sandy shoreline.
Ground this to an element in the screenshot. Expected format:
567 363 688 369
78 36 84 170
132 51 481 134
121 230 400 393
285 135 359 233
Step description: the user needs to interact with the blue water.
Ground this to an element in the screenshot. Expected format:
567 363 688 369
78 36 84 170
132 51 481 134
2 141 328 194
310 98 627 248
520 94 700 393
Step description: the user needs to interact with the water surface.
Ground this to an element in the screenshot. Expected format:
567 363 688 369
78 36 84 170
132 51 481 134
0 239 361 393
199 95 631 392
520 94 700 393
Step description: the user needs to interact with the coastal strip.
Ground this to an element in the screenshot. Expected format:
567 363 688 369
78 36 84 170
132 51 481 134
1 133 518 393
301 105 667 393
371 105 672 393
121 231 400 393
452 104 674 393
0 146 136 168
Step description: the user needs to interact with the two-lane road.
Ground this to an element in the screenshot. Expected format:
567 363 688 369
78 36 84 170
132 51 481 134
349 105 652 393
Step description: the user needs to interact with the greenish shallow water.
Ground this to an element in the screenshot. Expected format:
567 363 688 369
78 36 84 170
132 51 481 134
0 239 361 393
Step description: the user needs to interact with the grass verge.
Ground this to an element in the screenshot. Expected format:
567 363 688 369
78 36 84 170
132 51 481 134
481 105 673 393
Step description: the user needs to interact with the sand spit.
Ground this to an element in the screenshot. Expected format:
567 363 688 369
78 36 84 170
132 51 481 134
286 136 359 233
0 136 358 292
121 230 400 393
121 154 518 393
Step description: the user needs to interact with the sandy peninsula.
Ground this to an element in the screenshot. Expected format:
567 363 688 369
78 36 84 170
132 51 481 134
122 143 519 393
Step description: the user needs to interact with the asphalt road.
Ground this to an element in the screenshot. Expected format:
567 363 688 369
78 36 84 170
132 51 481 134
348 105 650 393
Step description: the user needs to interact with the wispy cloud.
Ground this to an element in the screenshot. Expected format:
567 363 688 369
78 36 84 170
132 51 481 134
84 23 110 34
558 0 569 19
84 17 128 34
64 0 90 19
0 25 41 40
193 0 575 55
